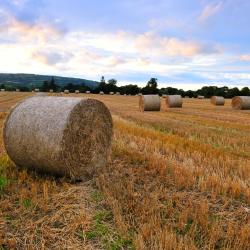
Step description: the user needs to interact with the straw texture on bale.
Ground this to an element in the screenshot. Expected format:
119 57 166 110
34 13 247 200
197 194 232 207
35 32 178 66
198 95 205 99
139 95 161 112
211 96 225 106
64 90 69 94
75 90 80 94
231 96 250 110
165 95 183 108
3 96 113 180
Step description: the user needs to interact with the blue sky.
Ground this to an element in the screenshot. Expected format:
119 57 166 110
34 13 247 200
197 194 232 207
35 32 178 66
0 0 250 89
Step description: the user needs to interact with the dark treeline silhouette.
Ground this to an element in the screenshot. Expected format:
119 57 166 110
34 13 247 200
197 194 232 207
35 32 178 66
1 76 250 98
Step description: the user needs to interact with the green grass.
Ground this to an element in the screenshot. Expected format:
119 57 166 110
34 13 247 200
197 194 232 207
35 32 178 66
83 209 134 250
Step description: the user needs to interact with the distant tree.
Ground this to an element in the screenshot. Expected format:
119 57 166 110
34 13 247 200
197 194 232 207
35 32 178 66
100 76 105 84
147 78 158 88
141 78 159 94
41 77 59 92
108 79 117 86
227 87 240 98
241 87 250 96
119 84 140 95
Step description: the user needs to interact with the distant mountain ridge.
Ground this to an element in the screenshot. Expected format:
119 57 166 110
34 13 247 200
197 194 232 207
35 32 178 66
0 73 99 89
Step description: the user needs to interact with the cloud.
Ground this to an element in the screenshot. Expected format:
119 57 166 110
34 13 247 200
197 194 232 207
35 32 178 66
0 9 64 43
198 2 223 22
240 54 250 61
134 32 219 57
32 50 73 65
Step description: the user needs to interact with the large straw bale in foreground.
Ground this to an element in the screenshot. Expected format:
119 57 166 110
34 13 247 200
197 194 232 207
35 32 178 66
3 97 113 180
139 95 161 112
232 96 250 110
211 96 225 106
165 95 183 108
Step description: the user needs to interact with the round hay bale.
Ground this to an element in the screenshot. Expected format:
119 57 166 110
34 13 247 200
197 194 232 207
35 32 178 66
100 91 104 95
138 93 142 96
166 95 183 108
139 95 161 112
36 92 47 97
16 89 20 92
49 89 54 93
75 90 80 94
116 92 120 95
1 89 5 92
211 96 225 106
197 95 205 99
232 96 250 110
109 92 114 95
86 91 90 94
3 96 113 181
64 90 69 94
35 88 39 92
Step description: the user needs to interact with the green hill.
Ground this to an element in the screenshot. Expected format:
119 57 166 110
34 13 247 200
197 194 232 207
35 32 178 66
0 73 99 89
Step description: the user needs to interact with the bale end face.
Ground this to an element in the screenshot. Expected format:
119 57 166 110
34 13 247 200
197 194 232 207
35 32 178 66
232 96 250 110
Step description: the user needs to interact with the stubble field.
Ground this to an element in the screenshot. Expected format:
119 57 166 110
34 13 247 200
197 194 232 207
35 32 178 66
0 92 249 249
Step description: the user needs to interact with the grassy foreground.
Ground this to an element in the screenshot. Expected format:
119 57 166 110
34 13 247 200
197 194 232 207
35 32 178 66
0 92 249 249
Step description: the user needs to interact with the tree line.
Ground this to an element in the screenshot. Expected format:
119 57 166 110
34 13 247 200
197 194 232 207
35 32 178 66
1 76 250 98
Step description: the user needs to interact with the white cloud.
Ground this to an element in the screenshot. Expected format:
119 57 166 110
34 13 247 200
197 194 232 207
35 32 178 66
198 2 223 22
240 54 250 61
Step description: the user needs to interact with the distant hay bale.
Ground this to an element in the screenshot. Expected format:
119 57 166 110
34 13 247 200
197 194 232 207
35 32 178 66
35 88 39 92
36 92 47 97
165 95 183 108
64 90 69 94
211 96 225 106
1 89 5 92
123 94 127 96
138 93 142 96
86 91 90 94
16 89 20 92
116 92 120 95
109 92 114 95
100 91 104 95
75 90 80 94
197 95 205 99
3 96 113 180
139 95 161 112
50 89 54 93
232 96 250 110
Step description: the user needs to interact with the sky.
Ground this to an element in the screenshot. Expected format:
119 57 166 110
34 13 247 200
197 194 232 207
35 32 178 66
0 0 250 90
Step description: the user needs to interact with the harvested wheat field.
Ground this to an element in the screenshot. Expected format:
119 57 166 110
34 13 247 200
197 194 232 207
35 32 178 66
0 92 250 250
